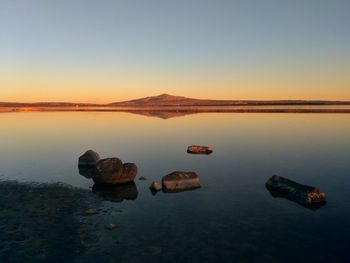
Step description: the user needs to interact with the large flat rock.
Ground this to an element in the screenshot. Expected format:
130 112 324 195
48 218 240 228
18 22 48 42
187 145 213 154
162 171 200 193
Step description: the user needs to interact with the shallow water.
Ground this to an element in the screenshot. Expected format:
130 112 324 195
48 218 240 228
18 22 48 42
0 112 350 262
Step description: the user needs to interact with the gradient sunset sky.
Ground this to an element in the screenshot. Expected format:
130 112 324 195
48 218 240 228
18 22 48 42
1 0 349 103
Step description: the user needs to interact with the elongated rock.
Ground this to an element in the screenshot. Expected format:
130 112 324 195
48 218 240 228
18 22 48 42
187 145 213 154
266 175 326 208
162 171 200 193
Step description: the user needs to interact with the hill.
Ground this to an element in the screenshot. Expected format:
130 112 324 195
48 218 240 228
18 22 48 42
109 94 350 107
109 93 226 106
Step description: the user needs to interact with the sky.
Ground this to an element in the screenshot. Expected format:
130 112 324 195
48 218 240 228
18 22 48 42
1 0 350 103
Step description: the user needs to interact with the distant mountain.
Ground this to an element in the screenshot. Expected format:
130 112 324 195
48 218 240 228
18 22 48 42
109 93 228 106
108 93 350 106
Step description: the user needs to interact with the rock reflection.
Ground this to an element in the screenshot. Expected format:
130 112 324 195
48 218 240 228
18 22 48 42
78 165 95 178
266 188 325 210
92 182 138 203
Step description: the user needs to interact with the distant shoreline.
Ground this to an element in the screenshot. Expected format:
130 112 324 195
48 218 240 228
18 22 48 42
1 106 350 114
2 94 350 115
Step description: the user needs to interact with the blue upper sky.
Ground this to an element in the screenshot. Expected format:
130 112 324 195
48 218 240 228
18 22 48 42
1 0 349 102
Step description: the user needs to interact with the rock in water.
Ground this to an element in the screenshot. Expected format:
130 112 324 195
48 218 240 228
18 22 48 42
92 158 137 185
105 223 118 230
121 163 138 182
79 150 100 166
266 175 326 208
150 182 162 192
139 176 147 181
84 208 98 216
162 171 200 193
92 158 123 185
187 145 213 154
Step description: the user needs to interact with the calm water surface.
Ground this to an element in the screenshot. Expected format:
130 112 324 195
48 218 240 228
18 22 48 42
0 112 349 262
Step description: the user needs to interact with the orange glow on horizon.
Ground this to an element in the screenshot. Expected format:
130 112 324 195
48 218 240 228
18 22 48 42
1 61 349 103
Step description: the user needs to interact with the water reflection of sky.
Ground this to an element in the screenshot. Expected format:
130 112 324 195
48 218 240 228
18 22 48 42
0 112 350 261
0 112 349 188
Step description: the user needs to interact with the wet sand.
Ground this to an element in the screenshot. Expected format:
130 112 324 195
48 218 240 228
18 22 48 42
0 181 102 262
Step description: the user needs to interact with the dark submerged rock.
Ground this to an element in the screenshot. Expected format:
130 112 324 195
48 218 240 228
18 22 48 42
266 175 326 209
139 176 147 181
92 182 138 202
84 208 98 216
162 171 200 193
187 145 213 155
105 224 118 230
78 150 100 166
